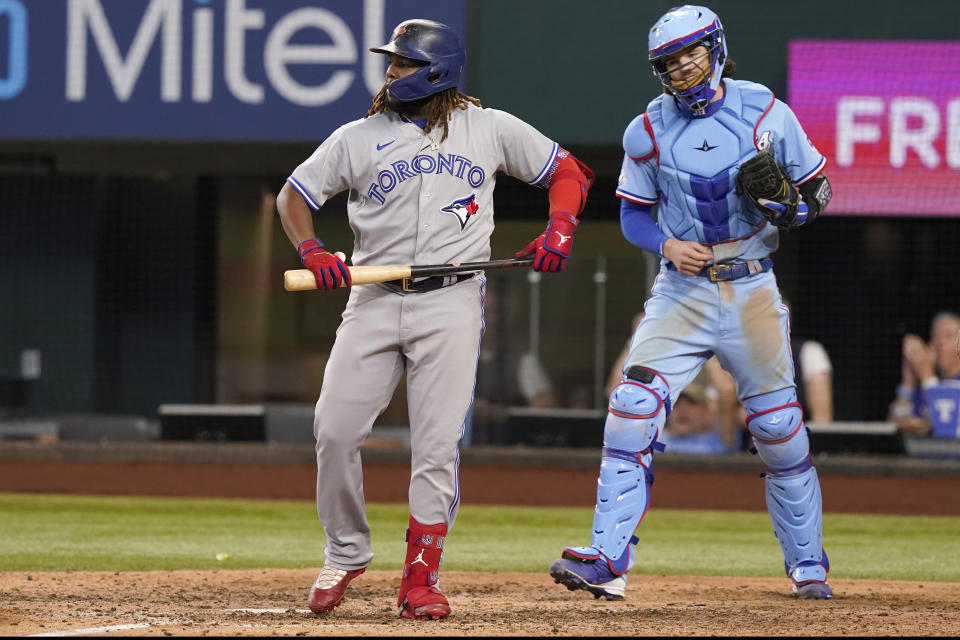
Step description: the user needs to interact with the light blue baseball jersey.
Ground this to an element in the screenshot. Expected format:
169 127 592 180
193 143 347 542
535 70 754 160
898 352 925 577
616 79 825 264
616 79 826 403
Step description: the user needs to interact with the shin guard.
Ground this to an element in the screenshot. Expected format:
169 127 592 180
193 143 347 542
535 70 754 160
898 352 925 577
563 451 651 575
746 388 829 586
564 367 667 575
766 464 827 581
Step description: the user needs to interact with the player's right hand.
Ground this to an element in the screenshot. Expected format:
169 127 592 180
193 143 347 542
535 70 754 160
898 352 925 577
298 238 351 290
663 238 713 276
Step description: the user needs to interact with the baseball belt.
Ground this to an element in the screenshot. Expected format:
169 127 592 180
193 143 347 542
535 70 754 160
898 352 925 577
384 272 477 294
667 258 773 282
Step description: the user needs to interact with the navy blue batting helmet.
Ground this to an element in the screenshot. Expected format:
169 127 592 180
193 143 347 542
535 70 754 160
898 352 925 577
370 19 465 102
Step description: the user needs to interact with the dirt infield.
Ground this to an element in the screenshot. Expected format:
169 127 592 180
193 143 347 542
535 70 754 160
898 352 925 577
2 447 960 636
2 569 959 637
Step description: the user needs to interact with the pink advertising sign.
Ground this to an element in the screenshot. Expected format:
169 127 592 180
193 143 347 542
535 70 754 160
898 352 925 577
788 41 960 216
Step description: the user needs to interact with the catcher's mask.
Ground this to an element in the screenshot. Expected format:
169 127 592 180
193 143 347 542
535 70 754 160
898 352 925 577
648 5 727 117
370 19 465 102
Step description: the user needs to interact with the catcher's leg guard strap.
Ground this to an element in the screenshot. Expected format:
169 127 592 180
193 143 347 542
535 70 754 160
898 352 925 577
577 367 668 574
745 389 827 578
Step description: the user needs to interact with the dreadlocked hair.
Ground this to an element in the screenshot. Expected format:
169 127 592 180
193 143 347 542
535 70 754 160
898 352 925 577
366 86 482 142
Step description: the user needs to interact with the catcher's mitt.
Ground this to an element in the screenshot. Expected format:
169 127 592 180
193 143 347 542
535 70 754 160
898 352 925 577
736 150 803 228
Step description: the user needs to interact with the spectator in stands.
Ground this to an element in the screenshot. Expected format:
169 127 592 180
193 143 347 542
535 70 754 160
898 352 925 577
889 311 960 435
658 362 741 454
780 295 834 423
606 313 742 453
468 283 557 444
700 356 743 450
604 312 646 399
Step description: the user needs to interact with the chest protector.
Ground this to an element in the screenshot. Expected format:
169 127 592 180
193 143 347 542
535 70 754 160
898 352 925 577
645 80 779 257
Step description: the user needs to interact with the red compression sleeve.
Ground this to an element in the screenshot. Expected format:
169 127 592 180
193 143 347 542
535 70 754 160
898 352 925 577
547 150 595 218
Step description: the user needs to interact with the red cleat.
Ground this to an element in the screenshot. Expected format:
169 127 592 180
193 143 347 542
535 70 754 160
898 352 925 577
398 585 451 620
307 566 365 614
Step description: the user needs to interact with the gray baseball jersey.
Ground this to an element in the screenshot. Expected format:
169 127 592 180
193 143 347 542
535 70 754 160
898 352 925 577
287 104 559 570
288 106 558 266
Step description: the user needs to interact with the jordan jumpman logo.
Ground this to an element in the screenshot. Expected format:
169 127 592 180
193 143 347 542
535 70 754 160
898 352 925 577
412 550 428 567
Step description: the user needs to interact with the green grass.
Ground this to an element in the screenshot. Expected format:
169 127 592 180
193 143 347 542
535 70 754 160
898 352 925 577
0 493 957 581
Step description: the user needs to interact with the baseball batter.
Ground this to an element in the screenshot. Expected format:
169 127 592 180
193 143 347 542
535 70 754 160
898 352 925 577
275 19 593 620
549 5 835 601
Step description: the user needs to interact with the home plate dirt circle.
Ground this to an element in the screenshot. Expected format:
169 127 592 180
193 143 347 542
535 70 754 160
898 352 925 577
2 569 959 636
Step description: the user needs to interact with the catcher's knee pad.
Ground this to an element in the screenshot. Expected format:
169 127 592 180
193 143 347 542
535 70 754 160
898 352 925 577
604 365 670 453
567 366 669 574
744 388 808 471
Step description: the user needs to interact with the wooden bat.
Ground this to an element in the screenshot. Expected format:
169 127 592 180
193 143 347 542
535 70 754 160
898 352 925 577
284 257 534 291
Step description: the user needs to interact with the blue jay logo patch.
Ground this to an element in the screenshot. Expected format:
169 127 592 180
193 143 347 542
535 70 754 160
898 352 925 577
441 194 480 231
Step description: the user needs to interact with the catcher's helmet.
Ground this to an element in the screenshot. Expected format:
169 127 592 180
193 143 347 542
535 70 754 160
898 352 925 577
370 19 465 102
648 5 727 117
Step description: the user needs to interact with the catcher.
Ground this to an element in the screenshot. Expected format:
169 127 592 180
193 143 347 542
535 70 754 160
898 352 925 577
550 4 835 602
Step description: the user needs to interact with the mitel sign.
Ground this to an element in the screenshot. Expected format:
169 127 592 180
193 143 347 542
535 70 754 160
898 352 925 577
788 41 960 216
0 0 466 139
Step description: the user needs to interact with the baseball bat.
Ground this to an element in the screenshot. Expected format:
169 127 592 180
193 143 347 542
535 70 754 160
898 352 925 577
284 257 534 291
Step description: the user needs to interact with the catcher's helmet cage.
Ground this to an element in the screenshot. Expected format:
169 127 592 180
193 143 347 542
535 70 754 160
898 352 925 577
648 5 727 117
370 19 465 102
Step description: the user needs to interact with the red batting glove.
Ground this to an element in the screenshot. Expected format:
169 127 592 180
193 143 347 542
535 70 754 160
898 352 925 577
298 238 351 290
513 212 579 272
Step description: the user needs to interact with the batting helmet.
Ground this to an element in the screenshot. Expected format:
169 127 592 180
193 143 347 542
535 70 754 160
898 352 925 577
370 19 465 102
648 5 727 116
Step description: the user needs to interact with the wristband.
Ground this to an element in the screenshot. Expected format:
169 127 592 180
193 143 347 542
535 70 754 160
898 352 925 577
548 210 579 227
297 237 324 260
895 385 914 400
